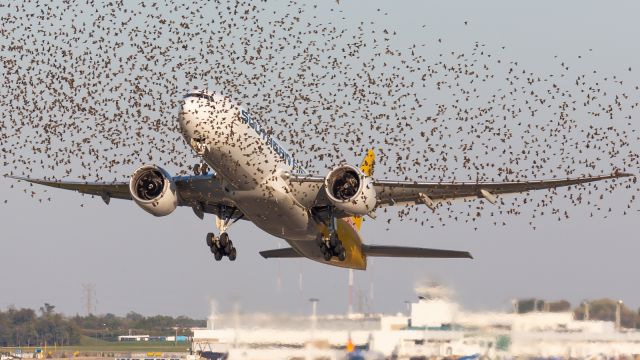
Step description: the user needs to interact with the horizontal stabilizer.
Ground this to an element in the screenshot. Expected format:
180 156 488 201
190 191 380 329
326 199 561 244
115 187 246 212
260 247 303 259
363 245 472 259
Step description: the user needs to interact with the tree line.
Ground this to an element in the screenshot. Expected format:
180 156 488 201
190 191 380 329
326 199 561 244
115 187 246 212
3 299 639 347
517 298 640 329
0 304 205 347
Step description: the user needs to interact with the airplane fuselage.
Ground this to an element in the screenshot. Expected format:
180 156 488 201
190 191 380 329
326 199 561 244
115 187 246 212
178 90 367 268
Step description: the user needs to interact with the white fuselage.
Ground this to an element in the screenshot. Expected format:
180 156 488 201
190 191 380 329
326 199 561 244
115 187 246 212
177 91 316 241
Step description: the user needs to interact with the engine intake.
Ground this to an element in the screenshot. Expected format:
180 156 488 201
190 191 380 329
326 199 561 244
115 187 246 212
324 164 376 216
129 165 178 217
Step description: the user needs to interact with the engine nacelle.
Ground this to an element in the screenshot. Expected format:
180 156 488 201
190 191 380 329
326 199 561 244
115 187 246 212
324 164 377 216
129 165 178 217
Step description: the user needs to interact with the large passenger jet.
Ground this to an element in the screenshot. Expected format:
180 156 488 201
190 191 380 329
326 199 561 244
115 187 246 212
9 90 633 269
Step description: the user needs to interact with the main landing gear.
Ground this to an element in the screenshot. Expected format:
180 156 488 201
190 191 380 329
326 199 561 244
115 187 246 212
205 205 242 261
206 231 236 261
317 210 347 262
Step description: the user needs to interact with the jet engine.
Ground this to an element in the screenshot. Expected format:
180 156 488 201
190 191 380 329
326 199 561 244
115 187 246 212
129 165 178 217
324 164 376 216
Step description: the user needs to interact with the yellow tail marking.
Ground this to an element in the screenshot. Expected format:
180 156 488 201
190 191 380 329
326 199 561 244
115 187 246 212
353 149 375 231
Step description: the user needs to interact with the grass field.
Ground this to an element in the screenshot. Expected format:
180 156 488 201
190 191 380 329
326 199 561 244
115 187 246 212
1 336 191 354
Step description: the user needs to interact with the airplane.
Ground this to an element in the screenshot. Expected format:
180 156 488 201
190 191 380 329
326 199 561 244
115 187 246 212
8 90 633 270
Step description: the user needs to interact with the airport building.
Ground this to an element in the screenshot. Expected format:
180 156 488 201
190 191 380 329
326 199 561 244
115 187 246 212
192 285 640 359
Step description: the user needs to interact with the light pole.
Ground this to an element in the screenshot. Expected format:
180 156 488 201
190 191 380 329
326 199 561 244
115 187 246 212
309 298 319 340
173 326 179 346
582 300 590 320
616 300 623 331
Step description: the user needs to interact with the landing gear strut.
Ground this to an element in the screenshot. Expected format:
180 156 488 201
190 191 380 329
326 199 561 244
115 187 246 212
205 205 243 261
316 208 347 262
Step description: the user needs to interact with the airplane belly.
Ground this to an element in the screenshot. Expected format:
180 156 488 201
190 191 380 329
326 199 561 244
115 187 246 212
230 187 316 241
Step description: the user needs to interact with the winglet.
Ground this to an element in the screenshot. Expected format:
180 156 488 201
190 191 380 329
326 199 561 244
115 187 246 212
613 170 635 179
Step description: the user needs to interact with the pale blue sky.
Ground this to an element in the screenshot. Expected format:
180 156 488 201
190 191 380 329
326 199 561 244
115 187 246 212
1 0 638 318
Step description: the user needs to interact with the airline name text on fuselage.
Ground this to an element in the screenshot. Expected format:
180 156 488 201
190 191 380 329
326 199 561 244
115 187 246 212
239 109 305 174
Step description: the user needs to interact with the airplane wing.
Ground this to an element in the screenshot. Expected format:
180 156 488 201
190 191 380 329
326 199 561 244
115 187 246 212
6 174 243 218
6 176 132 203
373 172 634 208
289 171 632 212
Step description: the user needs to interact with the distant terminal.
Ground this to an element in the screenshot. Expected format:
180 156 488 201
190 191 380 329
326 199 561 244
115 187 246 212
117 335 190 342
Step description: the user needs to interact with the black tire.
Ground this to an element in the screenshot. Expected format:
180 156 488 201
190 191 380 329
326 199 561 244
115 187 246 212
320 244 328 255
214 251 223 261
209 246 216 254
193 163 201 175
201 163 209 175
228 247 237 261
219 232 229 247
315 234 324 246
329 233 339 247
338 248 347 261
206 233 214 247
225 242 233 255
323 250 332 261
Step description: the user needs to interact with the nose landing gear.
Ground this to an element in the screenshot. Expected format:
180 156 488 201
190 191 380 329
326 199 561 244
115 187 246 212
193 163 209 176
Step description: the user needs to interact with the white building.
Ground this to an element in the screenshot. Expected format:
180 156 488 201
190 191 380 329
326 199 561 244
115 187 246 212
192 286 640 358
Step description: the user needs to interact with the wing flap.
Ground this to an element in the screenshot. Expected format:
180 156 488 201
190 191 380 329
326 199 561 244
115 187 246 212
259 247 303 258
363 245 472 259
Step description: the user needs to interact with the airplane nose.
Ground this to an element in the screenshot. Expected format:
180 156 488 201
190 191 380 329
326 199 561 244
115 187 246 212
178 95 202 140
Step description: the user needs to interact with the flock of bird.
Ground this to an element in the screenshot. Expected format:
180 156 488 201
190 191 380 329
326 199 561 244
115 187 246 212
1 0 638 229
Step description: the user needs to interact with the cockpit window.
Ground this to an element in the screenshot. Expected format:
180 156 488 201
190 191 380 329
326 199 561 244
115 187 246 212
183 93 215 102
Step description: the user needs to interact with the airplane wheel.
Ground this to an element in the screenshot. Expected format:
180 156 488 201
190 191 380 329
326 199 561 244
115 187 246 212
320 244 329 255
228 247 237 261
206 233 215 247
329 233 339 247
214 251 223 261
334 243 344 254
193 163 201 175
219 232 229 247
337 248 347 261
315 234 324 246
201 163 209 175
225 241 233 255
209 246 216 254
323 250 332 261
